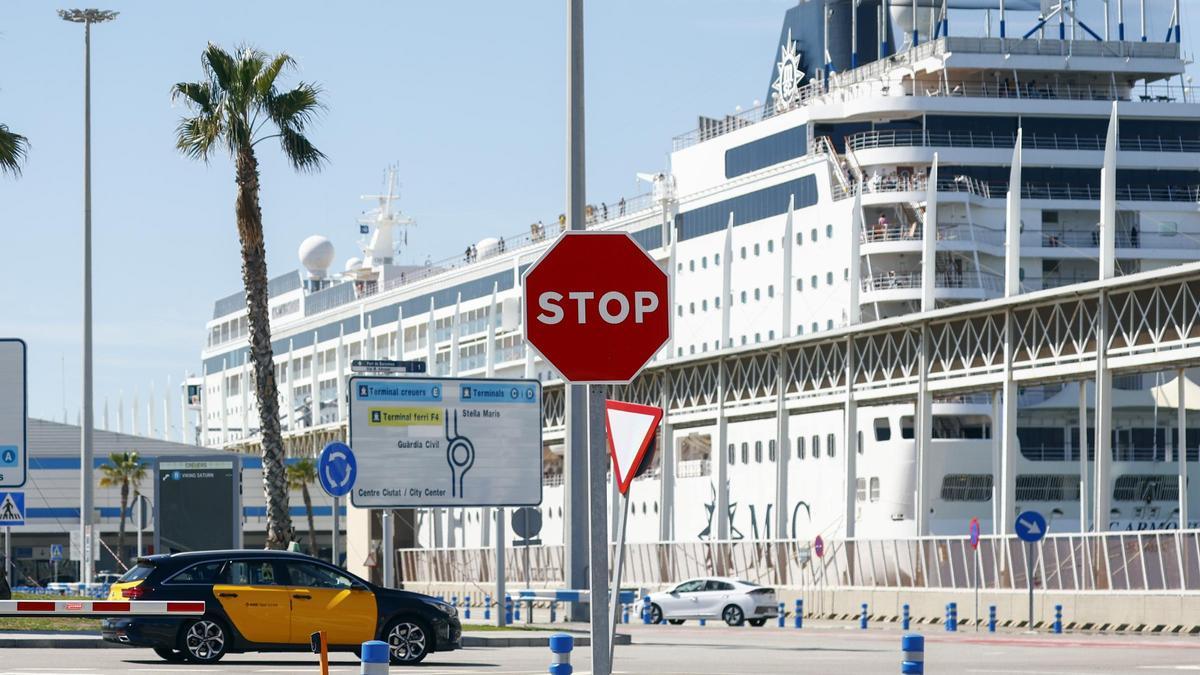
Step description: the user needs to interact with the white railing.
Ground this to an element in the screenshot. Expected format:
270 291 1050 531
849 130 1200 154
861 271 1005 293
398 530 1200 592
861 224 1003 246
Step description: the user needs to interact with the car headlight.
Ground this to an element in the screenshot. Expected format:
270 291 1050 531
427 599 457 617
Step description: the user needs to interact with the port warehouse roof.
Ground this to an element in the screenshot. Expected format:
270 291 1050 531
16 418 342 534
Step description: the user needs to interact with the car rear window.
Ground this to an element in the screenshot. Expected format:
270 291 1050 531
118 563 155 583
166 561 225 584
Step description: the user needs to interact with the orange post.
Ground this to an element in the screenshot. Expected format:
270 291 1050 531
319 630 328 675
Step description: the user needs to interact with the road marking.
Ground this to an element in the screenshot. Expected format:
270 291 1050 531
1136 667 1200 671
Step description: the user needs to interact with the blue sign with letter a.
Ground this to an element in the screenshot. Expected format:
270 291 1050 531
0 490 25 526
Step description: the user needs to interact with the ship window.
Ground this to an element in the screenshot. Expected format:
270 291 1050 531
796 436 806 459
857 430 864 454
1017 474 1080 501
689 260 695 272
768 285 775 298
826 224 833 239
728 443 735 465
856 477 867 502
715 253 721 265
754 288 761 301
811 322 818 333
715 296 721 309
754 441 763 463
873 418 892 441
768 330 775 340
689 302 695 314
767 240 774 253
869 477 880 502
811 435 821 459
941 474 994 502
900 416 915 439
741 336 747 345
811 275 818 288
1114 475 1178 502
797 324 803 334
811 228 818 242
844 268 849 281
1018 427 1065 461
1044 210 1059 224
827 320 834 329
754 243 761 256
796 233 803 246
702 299 708 311
677 263 683 272
740 291 748 303
826 272 834 286
827 433 836 458
689 345 695 354
797 279 803 291
724 124 808 179
701 256 708 269
740 442 749 465
741 246 747 259
754 333 761 343
769 440 777 462
677 306 683 317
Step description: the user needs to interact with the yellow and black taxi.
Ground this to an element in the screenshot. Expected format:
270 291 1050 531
101 549 461 665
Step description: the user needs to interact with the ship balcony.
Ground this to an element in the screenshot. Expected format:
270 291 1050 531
860 223 1003 255
860 271 1004 303
1036 228 1200 260
837 174 1200 204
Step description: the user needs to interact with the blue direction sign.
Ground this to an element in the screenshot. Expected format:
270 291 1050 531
1014 510 1048 543
318 442 357 498
50 543 64 562
969 517 981 550
0 490 25 526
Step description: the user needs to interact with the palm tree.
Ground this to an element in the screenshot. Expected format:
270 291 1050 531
286 458 319 557
98 451 147 565
0 122 29 177
172 44 326 549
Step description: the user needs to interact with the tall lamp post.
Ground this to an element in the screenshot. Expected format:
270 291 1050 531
59 7 118 586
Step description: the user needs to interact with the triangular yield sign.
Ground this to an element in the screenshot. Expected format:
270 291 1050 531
604 400 663 495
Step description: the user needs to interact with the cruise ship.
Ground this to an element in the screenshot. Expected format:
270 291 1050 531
192 0 1198 555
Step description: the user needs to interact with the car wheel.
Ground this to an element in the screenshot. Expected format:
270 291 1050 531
722 604 745 626
649 603 664 625
153 646 186 662
180 617 229 663
668 619 685 625
748 618 767 627
384 617 431 665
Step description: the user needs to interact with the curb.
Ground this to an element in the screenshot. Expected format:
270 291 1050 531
0 632 633 650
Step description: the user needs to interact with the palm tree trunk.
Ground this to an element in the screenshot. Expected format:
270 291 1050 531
302 484 317 557
117 482 128 566
236 146 293 549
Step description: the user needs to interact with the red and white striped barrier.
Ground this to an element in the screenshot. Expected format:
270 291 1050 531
0 600 205 617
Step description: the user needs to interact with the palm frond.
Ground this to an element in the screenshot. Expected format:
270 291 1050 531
175 112 224 161
274 125 327 173
236 45 267 105
202 43 237 94
265 83 324 132
0 123 29 177
171 81 215 113
254 53 295 99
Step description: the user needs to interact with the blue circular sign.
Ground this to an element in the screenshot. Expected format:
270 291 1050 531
1014 510 1048 543
318 442 357 498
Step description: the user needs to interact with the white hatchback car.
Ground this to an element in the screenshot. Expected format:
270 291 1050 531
646 577 777 626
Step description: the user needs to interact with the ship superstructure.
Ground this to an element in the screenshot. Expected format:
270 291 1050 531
192 1 1199 549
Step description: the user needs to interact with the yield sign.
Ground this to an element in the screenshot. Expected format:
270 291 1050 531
604 400 663 495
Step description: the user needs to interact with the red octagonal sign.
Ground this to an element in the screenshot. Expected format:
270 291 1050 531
523 231 670 384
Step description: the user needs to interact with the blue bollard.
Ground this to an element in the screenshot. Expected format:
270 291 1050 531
778 602 786 627
699 617 706 626
949 602 958 632
901 633 925 674
515 598 521 622
622 604 630 624
642 595 652 624
451 594 458 613
988 605 996 633
464 595 471 620
794 599 803 629
1053 604 1062 634
359 639 389 675
550 599 558 623
549 633 574 675
505 594 513 625
902 603 910 630
861 602 869 630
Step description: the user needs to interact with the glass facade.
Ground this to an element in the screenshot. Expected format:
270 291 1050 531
675 175 818 242
724 125 807 179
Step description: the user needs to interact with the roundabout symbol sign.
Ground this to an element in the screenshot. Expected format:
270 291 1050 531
318 442 356 498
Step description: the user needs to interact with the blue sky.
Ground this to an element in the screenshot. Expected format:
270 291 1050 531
0 0 1193 429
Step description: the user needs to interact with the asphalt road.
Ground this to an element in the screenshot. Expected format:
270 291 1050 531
4 623 1200 674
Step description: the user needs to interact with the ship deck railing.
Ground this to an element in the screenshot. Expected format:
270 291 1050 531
848 130 1200 154
860 271 1005 293
834 174 1200 203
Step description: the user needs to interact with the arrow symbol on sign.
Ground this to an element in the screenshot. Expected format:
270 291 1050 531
324 451 353 488
1020 517 1041 536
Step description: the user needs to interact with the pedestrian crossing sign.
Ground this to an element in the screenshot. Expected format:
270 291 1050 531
0 491 24 526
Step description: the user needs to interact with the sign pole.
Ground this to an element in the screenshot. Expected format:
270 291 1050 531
495 507 506 627
587 385 611 672
331 496 339 566
1026 540 1034 629
974 546 979 632
4 526 9 585
135 496 141 559
609 491 631 665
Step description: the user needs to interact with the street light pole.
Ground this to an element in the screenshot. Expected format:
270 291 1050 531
59 7 118 585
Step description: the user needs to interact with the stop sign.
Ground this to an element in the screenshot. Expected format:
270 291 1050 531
523 231 670 383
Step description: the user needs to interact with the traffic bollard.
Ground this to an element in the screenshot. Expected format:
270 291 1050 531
485 594 491 621
451 595 458 614
622 604 630 624
988 605 996 633
699 617 706 626
642 595 652 624
505 594 513 625
949 602 958 632
944 603 949 631
514 598 521 622
550 599 557 623
464 595 471 620
548 633 573 675
901 634 924 674
1053 604 1062 634
359 640 389 675
860 603 869 630
795 599 803 629
902 603 910 631
778 602 785 628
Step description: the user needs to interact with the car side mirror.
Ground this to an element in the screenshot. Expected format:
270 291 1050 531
670 590 679 596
